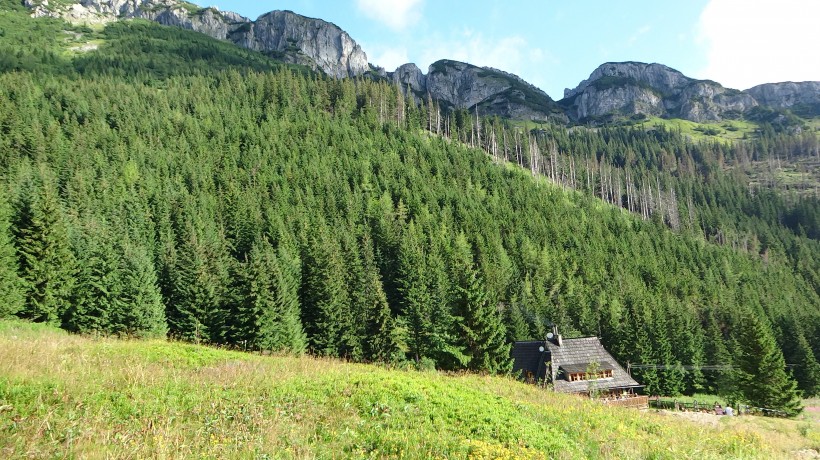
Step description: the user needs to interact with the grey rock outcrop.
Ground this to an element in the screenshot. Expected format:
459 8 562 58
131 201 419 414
561 62 758 122
746 82 820 110
233 10 368 79
24 0 368 78
392 63 426 96
564 62 690 100
390 59 564 122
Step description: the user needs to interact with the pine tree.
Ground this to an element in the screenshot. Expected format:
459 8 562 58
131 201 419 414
0 189 24 318
734 313 803 415
786 327 820 397
450 233 511 373
357 232 403 362
117 241 167 337
64 221 123 334
13 170 76 325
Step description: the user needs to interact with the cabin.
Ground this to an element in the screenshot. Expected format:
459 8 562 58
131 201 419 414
511 326 642 399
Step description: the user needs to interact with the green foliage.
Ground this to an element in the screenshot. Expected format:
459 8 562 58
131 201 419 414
229 239 306 353
734 313 803 415
0 189 24 318
0 323 783 459
11 165 76 325
0 8 816 388
450 233 511 373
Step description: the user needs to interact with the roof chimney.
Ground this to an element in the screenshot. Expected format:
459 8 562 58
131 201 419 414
547 324 562 346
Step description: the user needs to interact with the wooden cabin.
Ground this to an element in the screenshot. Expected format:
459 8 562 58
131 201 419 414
511 326 642 399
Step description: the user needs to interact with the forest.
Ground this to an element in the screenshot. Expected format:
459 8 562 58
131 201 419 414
0 4 818 414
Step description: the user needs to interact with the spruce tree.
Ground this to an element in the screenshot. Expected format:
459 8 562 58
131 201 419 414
398 222 433 362
166 222 229 343
449 233 511 373
734 313 803 415
787 328 820 397
117 241 167 337
13 171 76 325
300 229 354 357
0 190 24 318
65 221 123 334
238 240 307 353
357 232 403 362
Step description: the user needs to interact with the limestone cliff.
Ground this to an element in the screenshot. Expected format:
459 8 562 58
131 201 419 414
746 82 820 115
233 10 367 79
23 0 368 78
391 60 565 122
561 62 757 122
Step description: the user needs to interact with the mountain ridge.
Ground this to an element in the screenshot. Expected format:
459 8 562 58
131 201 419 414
20 0 820 121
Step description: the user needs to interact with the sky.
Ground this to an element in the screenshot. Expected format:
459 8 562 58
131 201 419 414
208 0 820 99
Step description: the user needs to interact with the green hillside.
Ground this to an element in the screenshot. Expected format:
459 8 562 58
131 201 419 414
4 319 814 459
0 3 818 418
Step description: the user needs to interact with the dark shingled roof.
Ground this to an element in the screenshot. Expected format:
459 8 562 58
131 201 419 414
546 337 641 393
511 340 549 381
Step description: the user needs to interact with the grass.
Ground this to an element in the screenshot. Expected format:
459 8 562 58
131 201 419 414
1 320 816 458
634 116 759 143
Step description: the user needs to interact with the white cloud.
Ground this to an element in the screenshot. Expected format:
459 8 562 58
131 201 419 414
412 30 558 95
356 0 423 31
367 45 410 71
627 25 651 46
419 30 551 76
698 0 820 89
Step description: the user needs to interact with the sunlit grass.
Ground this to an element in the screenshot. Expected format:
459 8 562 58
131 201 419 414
0 319 813 459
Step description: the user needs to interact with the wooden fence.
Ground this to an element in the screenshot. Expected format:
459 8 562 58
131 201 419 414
599 395 649 409
648 398 788 417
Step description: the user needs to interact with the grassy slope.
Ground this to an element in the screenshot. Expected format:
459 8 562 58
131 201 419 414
1 321 816 459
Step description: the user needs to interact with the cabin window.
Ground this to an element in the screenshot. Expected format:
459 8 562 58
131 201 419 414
567 369 613 382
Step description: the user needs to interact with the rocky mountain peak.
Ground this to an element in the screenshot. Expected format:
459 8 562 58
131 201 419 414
388 59 563 122
234 10 368 79
560 61 760 123
564 62 690 99
746 81 820 114
23 0 368 78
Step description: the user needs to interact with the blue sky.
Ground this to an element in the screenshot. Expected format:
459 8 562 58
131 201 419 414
208 0 819 99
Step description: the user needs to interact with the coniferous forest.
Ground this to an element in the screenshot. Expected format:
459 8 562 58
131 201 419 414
0 4 818 413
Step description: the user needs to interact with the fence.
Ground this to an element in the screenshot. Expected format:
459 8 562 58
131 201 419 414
600 395 649 409
648 397 788 417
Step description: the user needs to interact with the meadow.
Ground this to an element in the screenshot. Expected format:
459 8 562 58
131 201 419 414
1 320 817 459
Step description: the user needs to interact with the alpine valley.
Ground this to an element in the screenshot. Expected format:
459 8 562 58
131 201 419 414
1 0 819 457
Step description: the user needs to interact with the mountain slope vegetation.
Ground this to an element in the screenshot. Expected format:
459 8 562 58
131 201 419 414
3 319 808 459
0 5 818 412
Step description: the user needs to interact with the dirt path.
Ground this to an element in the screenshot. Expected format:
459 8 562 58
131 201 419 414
654 409 723 426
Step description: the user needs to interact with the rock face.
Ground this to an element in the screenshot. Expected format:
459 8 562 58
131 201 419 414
392 63 426 96
391 59 565 122
746 82 820 110
233 10 368 79
23 2 820 122
561 62 758 122
23 0 368 78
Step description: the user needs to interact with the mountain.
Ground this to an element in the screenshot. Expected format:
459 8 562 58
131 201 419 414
22 1 820 123
559 62 759 123
3 0 819 409
746 81 820 117
23 0 368 77
387 60 566 122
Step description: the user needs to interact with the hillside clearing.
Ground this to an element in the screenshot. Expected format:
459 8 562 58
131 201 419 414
1 320 816 459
